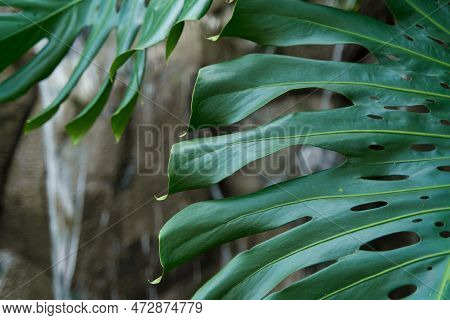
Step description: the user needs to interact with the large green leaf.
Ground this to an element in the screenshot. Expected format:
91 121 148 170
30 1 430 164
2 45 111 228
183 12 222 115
109 0 213 75
188 54 448 129
157 0 450 299
0 0 213 142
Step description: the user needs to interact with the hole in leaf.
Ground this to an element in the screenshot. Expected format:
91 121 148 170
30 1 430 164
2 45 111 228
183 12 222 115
437 166 450 172
333 44 377 64
388 284 417 300
411 144 436 152
367 114 383 120
115 0 123 11
412 219 422 223
370 96 380 101
295 146 346 177
384 105 430 113
282 216 313 229
441 82 450 89
427 36 447 48
361 175 409 181
403 34 414 41
420 196 430 200
351 201 388 212
441 120 450 126
263 88 352 113
425 99 436 104
293 260 336 280
386 54 399 61
32 38 50 55
416 24 424 29
435 221 444 227
368 144 385 151
427 266 432 271
0 6 22 13
230 145 345 194
439 231 450 238
359 231 420 252
401 74 412 81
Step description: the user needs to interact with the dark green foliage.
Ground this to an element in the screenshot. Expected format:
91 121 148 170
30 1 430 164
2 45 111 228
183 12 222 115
0 0 213 142
158 0 450 300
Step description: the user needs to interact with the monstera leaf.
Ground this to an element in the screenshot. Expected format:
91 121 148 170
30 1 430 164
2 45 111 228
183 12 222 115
157 0 450 299
0 0 213 142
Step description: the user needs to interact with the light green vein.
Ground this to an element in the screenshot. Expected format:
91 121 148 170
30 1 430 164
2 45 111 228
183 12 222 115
191 130 450 153
368 156 450 165
224 186 450 237
210 81 450 101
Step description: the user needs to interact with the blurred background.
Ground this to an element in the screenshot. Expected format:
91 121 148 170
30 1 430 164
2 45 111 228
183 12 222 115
0 0 392 299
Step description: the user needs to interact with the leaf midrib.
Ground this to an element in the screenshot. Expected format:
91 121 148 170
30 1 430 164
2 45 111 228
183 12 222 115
239 129 450 143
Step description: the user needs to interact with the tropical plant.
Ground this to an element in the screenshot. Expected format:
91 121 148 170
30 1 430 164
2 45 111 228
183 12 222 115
156 0 450 299
0 0 213 143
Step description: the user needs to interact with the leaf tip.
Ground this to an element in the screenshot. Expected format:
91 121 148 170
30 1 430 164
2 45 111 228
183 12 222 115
149 276 163 285
155 194 168 202
207 35 220 42
66 124 82 146
69 135 82 146
113 133 121 143
23 120 33 133
178 130 188 138
111 117 123 143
